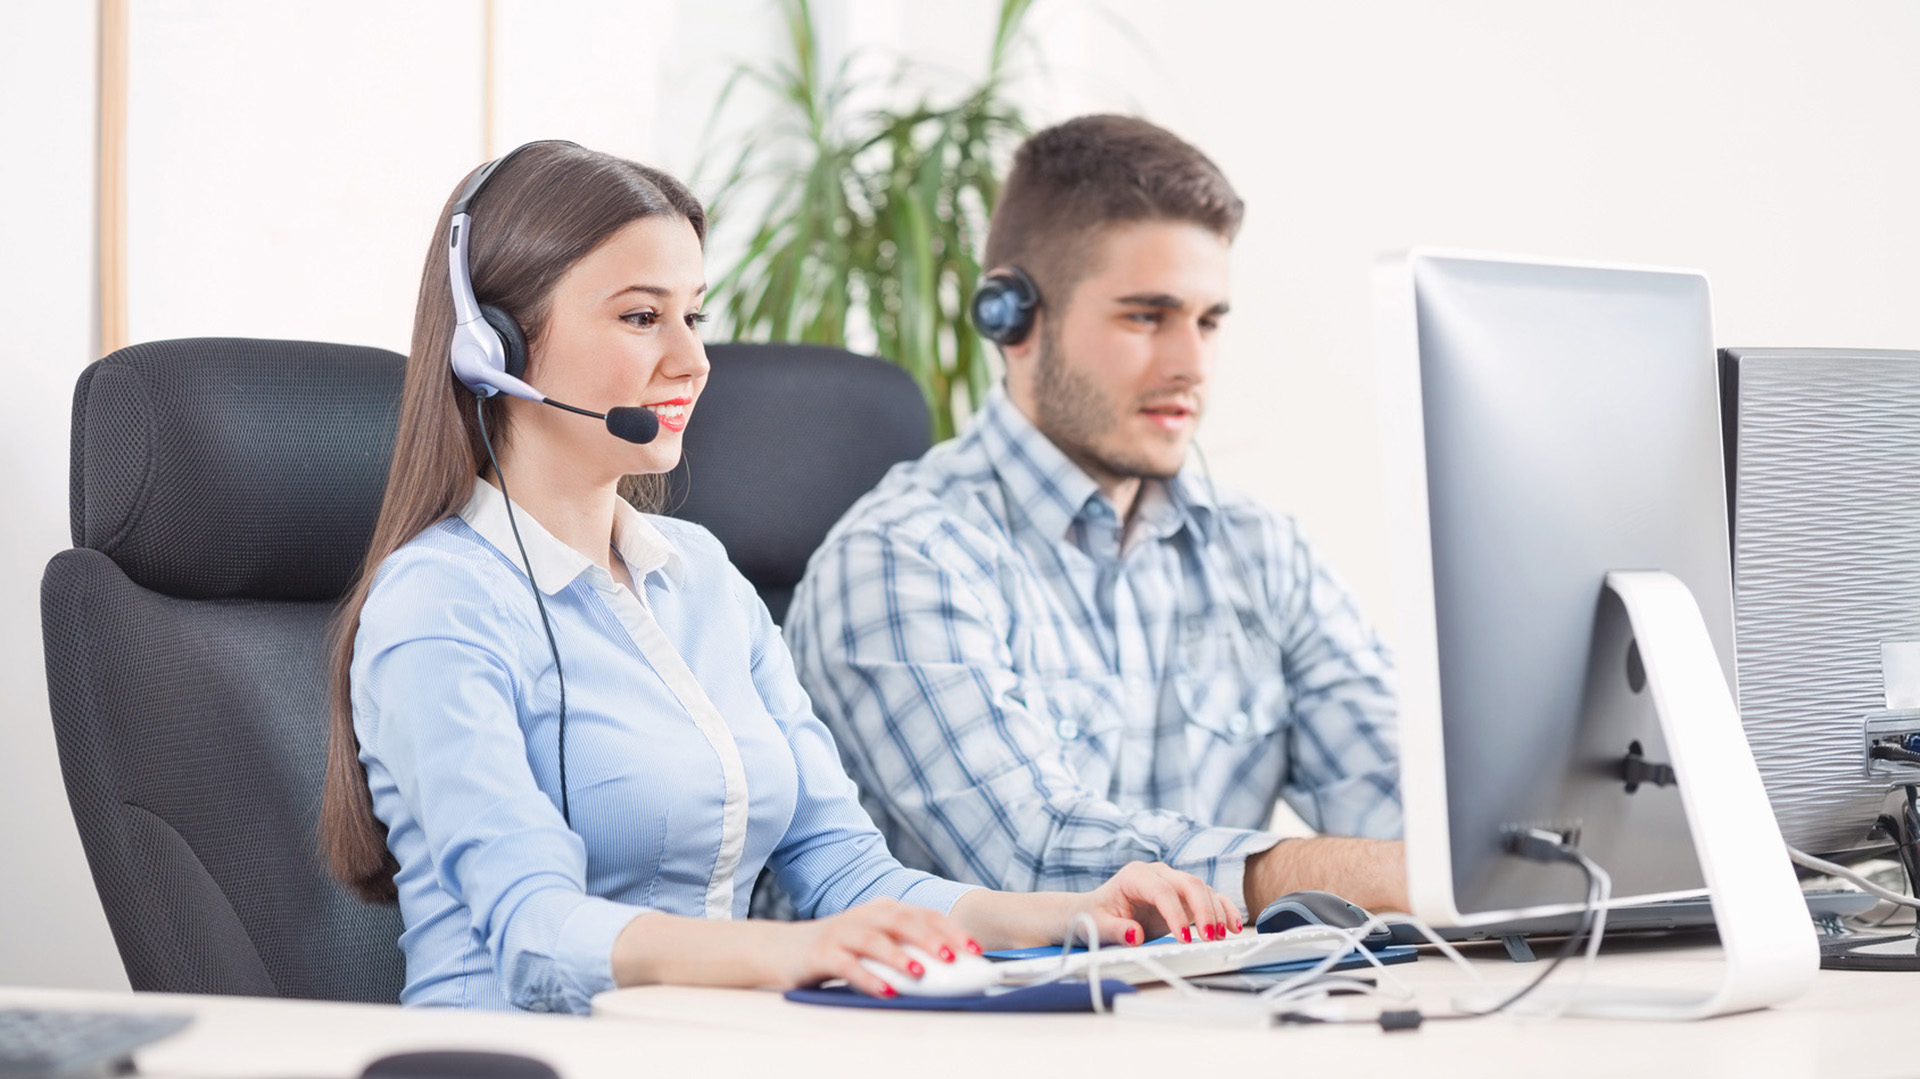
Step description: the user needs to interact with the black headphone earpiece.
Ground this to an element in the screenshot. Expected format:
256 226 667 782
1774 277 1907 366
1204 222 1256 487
480 303 529 380
970 266 1042 346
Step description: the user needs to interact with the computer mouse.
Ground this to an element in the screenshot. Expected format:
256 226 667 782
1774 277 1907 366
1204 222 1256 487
1255 890 1390 944
858 943 1002 997
361 1050 560 1079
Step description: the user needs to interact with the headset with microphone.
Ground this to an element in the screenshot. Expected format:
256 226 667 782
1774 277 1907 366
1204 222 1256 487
969 265 1042 346
447 140 661 445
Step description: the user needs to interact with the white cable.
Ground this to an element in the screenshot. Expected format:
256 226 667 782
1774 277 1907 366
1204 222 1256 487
1127 952 1217 1000
1253 921 1400 1006
1261 973 1393 1016
1374 913 1488 987
1066 912 1107 1013
1122 923 1394 1013
1262 973 1380 1002
1045 909 1502 1025
1789 846 1920 911
1082 862 1607 1025
1116 924 1349 1003
1038 914 1393 1018
1536 854 1610 1020
1581 857 1612 972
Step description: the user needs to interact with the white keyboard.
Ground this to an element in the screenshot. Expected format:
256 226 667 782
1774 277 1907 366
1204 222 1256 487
992 928 1354 986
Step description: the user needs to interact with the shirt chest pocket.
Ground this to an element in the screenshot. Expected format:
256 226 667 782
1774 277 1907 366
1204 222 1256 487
1170 622 1292 750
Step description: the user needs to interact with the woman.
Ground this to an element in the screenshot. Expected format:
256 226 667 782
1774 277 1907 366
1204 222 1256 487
321 141 1242 1014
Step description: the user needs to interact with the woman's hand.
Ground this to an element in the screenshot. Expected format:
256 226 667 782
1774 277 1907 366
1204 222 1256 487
768 898 980 997
1068 861 1244 947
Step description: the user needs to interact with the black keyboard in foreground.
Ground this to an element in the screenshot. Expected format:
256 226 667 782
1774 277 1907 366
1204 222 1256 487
0 1009 191 1079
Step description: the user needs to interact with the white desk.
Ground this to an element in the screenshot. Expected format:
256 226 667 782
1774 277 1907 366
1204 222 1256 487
5 943 1913 1078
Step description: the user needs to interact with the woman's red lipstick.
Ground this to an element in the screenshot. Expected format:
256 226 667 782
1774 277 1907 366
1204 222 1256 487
643 397 693 433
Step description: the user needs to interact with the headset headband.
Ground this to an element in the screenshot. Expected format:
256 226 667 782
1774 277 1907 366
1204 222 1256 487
452 139 575 218
446 141 581 399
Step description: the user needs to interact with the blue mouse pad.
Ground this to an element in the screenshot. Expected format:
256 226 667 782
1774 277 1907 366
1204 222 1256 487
784 979 1136 1012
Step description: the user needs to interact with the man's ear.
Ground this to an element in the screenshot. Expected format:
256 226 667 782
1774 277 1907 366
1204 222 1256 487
998 309 1044 402
1000 310 1042 366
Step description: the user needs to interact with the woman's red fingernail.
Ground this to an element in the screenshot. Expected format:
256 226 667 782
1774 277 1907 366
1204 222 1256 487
1182 926 1193 942
1125 928 1139 945
967 940 983 955
1215 923 1226 939
908 961 924 978
938 946 955 963
880 985 897 998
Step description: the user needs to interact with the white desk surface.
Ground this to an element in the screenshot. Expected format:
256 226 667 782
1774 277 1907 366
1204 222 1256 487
4 941 1913 1079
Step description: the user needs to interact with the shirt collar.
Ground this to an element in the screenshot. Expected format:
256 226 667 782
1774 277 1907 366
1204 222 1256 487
457 478 683 595
975 385 1219 545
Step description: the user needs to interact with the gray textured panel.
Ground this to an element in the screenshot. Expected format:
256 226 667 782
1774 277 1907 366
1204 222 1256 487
1730 349 1920 854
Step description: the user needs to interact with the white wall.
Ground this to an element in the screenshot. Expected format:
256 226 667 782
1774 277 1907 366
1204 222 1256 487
990 0 1920 625
0 2 125 990
124 1 482 349
4 0 1918 989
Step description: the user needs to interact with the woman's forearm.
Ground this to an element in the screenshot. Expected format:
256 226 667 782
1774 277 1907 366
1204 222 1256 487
947 888 1082 950
612 911 789 988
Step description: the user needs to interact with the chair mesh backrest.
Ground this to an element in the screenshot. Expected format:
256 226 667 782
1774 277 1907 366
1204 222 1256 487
42 338 406 1001
668 344 932 622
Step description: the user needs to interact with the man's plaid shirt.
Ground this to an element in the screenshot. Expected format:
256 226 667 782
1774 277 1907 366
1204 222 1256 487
785 389 1401 910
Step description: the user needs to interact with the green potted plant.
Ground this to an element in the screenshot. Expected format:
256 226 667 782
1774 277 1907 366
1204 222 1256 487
702 0 1036 440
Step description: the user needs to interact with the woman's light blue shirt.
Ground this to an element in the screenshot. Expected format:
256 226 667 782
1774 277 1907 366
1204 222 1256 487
351 480 975 1013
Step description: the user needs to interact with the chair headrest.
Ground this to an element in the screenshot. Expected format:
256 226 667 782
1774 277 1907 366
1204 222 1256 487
71 338 405 601
666 343 931 622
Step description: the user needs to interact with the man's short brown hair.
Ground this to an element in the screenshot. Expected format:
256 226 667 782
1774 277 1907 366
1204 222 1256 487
983 114 1244 316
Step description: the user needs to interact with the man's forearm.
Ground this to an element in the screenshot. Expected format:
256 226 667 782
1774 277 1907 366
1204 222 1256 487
1242 837 1408 917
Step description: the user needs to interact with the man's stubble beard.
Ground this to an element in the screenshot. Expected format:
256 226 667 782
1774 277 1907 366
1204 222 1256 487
1031 324 1184 483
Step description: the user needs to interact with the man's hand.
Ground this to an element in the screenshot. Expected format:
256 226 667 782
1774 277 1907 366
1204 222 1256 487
1243 837 1407 918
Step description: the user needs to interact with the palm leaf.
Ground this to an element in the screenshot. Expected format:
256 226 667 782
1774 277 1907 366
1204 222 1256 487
704 0 1035 438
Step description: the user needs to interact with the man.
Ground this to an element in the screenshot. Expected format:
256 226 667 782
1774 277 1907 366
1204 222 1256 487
784 115 1405 923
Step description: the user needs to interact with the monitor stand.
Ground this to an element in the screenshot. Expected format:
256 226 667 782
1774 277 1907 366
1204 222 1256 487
1498 572 1820 1020
1816 785 1920 971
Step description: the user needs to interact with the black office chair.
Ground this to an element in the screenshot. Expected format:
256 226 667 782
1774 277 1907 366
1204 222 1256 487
41 338 407 1002
667 343 933 624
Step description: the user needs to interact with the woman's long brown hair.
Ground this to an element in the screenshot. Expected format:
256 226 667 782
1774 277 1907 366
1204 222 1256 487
322 142 706 903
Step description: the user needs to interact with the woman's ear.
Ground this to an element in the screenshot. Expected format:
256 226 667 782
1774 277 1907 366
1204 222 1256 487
480 305 531 380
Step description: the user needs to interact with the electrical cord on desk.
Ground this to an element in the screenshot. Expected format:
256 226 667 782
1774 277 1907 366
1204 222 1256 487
1054 912 1470 1023
1150 830 1607 1032
1027 914 1407 1014
1415 830 1608 1025
1083 912 1471 1029
1046 834 1611 1032
1243 830 1607 1029
1788 847 1920 911
1841 861 1920 928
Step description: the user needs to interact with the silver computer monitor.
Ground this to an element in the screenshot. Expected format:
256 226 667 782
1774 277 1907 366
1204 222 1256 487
1376 250 1727 926
1723 346 1920 970
1723 347 1920 855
